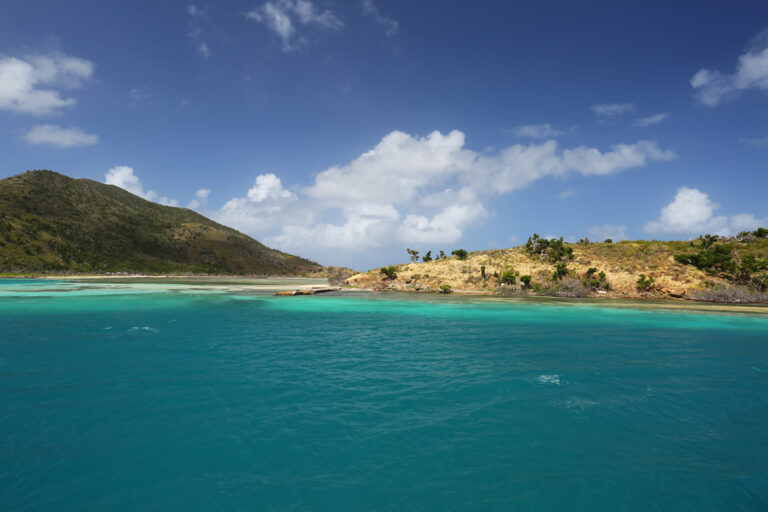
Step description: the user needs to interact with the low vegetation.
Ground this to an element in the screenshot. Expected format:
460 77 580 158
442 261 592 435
348 230 768 303
0 170 322 275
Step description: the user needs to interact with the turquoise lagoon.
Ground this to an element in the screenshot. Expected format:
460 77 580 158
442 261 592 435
1 279 767 510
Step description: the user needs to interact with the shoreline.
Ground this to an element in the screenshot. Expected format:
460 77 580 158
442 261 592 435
2 274 767 314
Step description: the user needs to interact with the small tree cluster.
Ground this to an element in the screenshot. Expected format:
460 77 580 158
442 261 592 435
501 268 519 285
451 249 469 260
675 244 736 275
637 274 655 292
676 237 768 292
406 248 420 263
584 267 609 290
380 266 398 280
552 262 568 281
525 234 574 263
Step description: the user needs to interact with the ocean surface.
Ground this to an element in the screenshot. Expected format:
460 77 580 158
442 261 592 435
1 279 768 511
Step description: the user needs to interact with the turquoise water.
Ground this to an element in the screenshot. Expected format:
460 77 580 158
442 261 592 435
2 280 768 510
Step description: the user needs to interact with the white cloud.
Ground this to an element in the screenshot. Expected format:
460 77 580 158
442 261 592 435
104 166 178 206
212 129 675 262
187 188 211 209
0 53 93 115
247 173 295 202
644 187 767 236
562 140 675 176
246 0 343 51
558 188 576 199
591 103 635 118
23 124 98 148
188 4 213 58
362 0 399 36
588 224 627 241
691 29 768 106
399 202 488 244
512 123 562 139
634 112 670 127
739 135 768 147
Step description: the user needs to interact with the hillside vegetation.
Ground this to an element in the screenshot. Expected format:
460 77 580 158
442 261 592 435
0 170 322 275
348 233 768 302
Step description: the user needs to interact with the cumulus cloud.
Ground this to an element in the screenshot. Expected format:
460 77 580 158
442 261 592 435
104 166 178 206
187 188 211 209
247 173 295 201
212 129 675 263
188 4 212 58
0 53 93 115
634 112 670 127
691 29 768 106
216 174 304 233
512 123 562 139
246 0 343 51
362 0 399 36
588 224 627 241
644 187 767 236
23 124 98 147
591 103 635 118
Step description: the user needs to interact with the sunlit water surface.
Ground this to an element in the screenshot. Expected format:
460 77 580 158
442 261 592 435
1 279 767 510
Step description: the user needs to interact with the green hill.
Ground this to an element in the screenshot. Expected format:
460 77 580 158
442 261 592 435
0 170 322 275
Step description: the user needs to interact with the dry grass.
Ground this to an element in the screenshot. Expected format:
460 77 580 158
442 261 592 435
347 241 728 298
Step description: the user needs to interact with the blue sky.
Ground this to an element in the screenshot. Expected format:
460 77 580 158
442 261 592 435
1 0 767 269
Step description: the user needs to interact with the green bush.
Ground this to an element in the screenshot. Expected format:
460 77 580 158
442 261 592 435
520 275 532 289
380 266 398 279
637 274 655 292
552 262 568 281
451 249 468 261
674 244 736 275
501 268 518 285
422 250 432 262
439 284 453 293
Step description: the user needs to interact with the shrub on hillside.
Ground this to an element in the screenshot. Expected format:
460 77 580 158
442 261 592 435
501 268 518 285
380 266 398 280
543 278 591 298
636 274 655 292
693 285 768 304
451 249 468 261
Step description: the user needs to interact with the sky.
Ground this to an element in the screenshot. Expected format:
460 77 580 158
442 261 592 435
1 0 767 269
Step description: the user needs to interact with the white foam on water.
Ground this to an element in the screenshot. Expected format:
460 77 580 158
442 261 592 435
128 326 159 333
537 374 560 385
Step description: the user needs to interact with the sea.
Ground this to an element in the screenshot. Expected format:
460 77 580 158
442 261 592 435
1 278 767 511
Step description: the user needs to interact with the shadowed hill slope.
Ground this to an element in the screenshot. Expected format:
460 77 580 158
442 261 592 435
0 170 322 275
